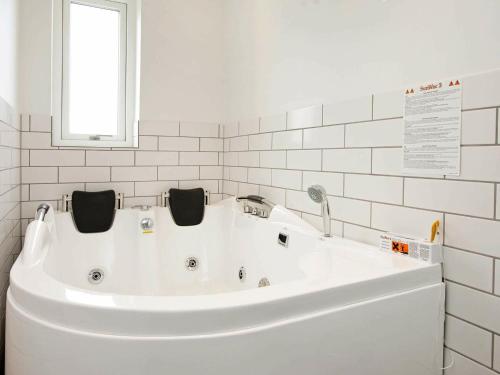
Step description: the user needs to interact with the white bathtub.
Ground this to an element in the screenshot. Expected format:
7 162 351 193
6 198 444 375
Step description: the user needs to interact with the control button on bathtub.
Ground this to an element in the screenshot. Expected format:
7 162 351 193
140 218 154 230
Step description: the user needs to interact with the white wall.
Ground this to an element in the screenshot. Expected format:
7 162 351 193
0 0 20 108
140 0 226 122
224 0 500 119
18 0 227 122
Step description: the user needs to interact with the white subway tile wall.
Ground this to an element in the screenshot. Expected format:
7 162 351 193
0 96 21 357
21 119 224 229
221 70 500 375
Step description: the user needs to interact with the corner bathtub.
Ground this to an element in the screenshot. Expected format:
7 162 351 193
6 198 444 375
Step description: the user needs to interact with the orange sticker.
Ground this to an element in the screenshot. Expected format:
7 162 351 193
391 241 408 254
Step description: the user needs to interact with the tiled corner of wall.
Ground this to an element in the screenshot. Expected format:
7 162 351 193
20 118 225 237
221 69 500 375
0 95 21 357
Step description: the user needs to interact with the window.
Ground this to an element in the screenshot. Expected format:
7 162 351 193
52 0 140 147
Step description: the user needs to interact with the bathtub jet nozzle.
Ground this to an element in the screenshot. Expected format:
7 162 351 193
307 185 331 237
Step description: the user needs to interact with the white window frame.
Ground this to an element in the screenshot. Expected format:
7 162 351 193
52 0 141 147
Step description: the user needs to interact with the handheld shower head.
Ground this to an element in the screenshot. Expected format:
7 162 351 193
307 185 331 237
307 185 327 203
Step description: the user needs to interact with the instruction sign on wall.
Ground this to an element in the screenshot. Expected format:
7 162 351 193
402 80 462 175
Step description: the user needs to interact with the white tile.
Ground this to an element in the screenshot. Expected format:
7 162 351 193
345 174 403 204
287 105 322 129
445 315 492 366
448 146 500 182
158 166 199 180
86 151 134 166
180 122 219 138
159 137 198 151
30 150 85 166
179 152 218 165
249 133 272 150
135 151 178 166
248 168 271 185
496 260 500 296
237 182 259 196
260 113 286 133
346 118 403 147
224 139 230 152
229 167 247 182
446 282 500 334
343 223 383 246
22 167 58 183
200 166 223 180
59 167 110 183
272 130 302 150
461 109 497 145
238 151 259 167
303 125 344 149
137 136 158 150
302 171 343 196
404 179 494 218
29 114 51 132
21 132 53 149
21 150 30 167
323 96 372 125
86 182 134 197
372 203 443 240
230 136 249 151
323 148 371 173
223 180 238 196
371 148 404 176
180 180 219 193
111 166 156 182
495 335 500 372
200 138 223 152
223 152 238 166
286 189 320 215
373 91 404 120
331 197 371 226
238 118 259 135
497 184 500 220
29 183 84 201
445 349 497 375
445 214 500 258
443 247 493 292
135 181 178 196
462 70 500 110
139 120 179 136
287 150 321 171
223 122 238 138
260 151 286 168
20 114 30 131
259 185 285 206
272 170 302 190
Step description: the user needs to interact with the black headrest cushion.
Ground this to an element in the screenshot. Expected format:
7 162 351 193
71 190 116 233
168 188 205 226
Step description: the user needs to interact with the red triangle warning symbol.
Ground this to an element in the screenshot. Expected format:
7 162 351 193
449 81 454 86
455 80 460 86
410 88 414 94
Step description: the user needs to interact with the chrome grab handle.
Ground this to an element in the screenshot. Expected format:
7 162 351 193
160 190 210 208
61 193 124 212
35 203 50 221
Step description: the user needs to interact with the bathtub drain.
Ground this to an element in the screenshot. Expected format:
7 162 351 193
88 268 104 284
